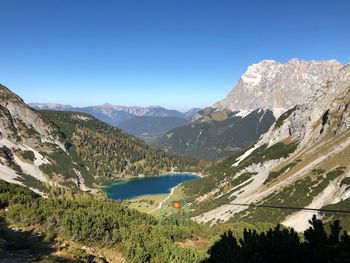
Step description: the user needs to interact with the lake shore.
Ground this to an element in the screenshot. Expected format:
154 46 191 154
126 177 193 215
163 171 206 178
147 182 183 214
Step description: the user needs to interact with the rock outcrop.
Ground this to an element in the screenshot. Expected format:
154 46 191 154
213 59 342 118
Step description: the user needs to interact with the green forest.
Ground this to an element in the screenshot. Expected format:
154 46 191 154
152 109 275 161
40 110 205 185
1 180 349 262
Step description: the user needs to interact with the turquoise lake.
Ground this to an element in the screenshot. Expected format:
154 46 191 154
103 173 200 200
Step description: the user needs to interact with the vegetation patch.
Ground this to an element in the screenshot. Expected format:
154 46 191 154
230 167 345 224
0 146 23 174
185 141 299 213
240 141 299 168
274 106 296 129
340 177 350 187
190 192 237 217
19 150 35 161
322 198 350 231
231 178 254 193
16 175 48 193
14 118 39 138
1 180 209 262
153 109 275 161
40 110 204 185
265 160 300 184
231 172 256 187
39 148 77 179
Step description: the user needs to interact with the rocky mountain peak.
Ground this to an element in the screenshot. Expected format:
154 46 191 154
213 59 342 118
261 62 350 147
0 84 24 103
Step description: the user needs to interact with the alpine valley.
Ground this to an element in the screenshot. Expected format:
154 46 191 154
2 1 350 261
1 59 350 262
0 85 202 193
184 60 350 232
29 103 199 141
152 59 342 160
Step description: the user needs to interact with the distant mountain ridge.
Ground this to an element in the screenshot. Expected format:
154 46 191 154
29 103 199 124
29 103 201 138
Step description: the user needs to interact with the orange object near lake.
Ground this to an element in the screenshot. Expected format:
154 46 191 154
173 201 181 209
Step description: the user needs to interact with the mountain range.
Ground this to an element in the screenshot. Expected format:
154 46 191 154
2 58 349 232
185 61 350 231
29 103 200 138
0 85 202 194
152 59 342 160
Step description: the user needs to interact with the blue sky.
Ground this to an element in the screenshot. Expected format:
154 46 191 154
0 0 349 111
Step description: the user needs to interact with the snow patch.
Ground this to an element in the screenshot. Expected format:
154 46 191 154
258 110 266 123
232 143 259 167
235 110 252 118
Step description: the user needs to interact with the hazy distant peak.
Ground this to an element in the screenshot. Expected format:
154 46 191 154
101 102 114 108
29 102 73 110
29 102 197 127
149 106 164 109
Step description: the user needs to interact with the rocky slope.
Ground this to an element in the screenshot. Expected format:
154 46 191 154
213 59 342 118
186 62 350 231
0 85 202 194
0 84 75 194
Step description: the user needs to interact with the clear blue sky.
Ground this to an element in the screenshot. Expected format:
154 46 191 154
0 0 349 111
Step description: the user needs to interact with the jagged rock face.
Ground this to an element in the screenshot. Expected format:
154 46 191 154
0 85 57 145
261 64 350 147
213 59 342 118
0 85 65 194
